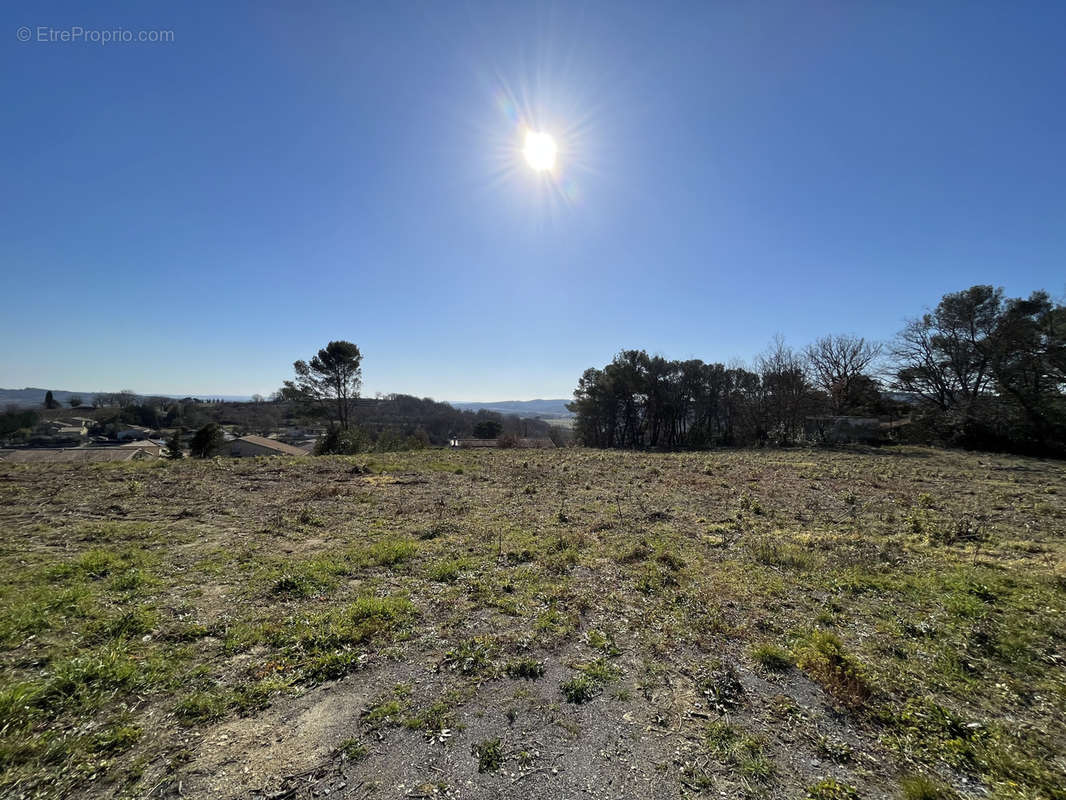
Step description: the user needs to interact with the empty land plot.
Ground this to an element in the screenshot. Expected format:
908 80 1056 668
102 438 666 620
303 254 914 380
1 446 1064 799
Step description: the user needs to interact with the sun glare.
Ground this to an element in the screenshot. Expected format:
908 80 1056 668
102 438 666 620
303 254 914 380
523 130 557 171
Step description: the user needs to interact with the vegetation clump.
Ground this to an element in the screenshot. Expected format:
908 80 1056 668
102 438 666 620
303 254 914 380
561 675 598 705
899 775 958 800
805 777 859 800
699 663 746 714
750 642 794 671
794 631 870 708
472 738 503 773
505 658 545 680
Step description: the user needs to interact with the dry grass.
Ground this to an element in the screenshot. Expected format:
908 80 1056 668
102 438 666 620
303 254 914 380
1 446 1064 799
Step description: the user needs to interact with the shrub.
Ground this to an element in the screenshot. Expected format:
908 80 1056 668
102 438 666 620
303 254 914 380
315 426 370 455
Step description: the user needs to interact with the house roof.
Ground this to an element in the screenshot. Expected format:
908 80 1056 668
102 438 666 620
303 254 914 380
235 435 309 456
119 439 161 448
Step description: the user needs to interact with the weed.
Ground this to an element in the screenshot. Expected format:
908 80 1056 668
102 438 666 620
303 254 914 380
794 631 870 708
405 696 459 734
439 639 495 675
806 778 859 799
472 738 503 773
561 675 597 704
585 629 620 656
579 657 622 683
751 537 813 570
750 643 793 671
428 558 466 583
699 663 746 714
900 775 958 800
175 690 229 724
701 721 774 784
337 738 367 762
361 699 405 730
366 538 417 567
505 658 545 680
815 735 853 764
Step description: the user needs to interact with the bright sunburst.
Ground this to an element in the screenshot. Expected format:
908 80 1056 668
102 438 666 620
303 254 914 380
522 130 557 171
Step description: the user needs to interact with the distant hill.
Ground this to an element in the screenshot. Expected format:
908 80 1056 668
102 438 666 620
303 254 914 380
0 388 96 408
0 388 252 408
447 399 574 419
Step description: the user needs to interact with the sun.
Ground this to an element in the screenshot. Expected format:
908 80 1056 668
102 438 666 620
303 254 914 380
523 130 557 171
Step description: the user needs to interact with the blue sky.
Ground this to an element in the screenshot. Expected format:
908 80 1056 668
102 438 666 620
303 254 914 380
2 1 1064 401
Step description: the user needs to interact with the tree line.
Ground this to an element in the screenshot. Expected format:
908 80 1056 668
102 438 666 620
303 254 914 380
568 285 1066 456
279 341 560 453
3 341 561 453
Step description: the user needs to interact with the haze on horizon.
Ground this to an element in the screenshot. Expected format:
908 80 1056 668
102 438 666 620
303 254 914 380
2 1 1065 401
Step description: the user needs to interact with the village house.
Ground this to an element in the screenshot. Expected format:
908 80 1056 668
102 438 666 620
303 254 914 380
223 435 311 458
118 439 165 457
116 425 155 441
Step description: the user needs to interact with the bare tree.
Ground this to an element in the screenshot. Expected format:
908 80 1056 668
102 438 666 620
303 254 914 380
805 334 882 415
758 335 816 442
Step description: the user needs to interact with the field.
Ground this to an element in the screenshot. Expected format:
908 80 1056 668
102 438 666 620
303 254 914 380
1 447 1065 800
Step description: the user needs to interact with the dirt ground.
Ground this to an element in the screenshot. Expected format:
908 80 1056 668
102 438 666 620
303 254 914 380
1 447 1064 799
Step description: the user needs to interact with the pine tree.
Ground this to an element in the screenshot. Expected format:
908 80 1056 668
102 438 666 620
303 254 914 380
165 429 184 459
189 423 223 458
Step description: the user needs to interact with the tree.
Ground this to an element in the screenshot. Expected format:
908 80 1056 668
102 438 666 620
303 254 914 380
893 286 1001 415
986 291 1066 445
472 419 503 439
165 429 185 459
315 425 368 455
189 423 224 458
805 334 882 415
68 395 84 408
893 285 1065 453
758 336 820 443
43 391 59 409
282 341 363 429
